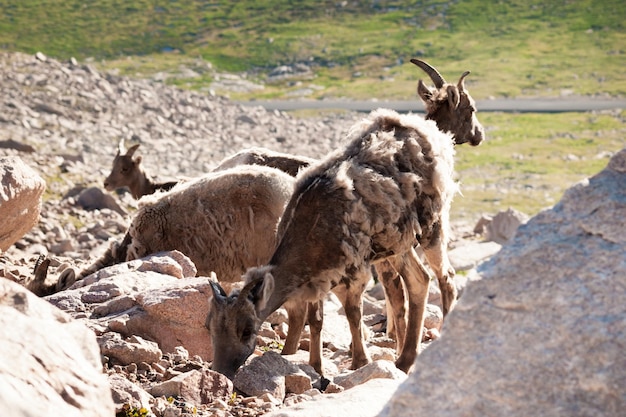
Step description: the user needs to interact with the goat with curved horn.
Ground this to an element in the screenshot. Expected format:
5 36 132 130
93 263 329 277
410 58 446 88
410 58 485 146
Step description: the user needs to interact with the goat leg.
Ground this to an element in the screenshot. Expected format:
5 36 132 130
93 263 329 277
306 300 324 377
282 302 307 355
375 259 407 352
393 247 430 373
342 271 372 370
422 243 457 316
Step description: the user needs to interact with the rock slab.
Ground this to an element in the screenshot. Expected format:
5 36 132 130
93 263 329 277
0 156 45 251
379 148 626 417
0 278 114 417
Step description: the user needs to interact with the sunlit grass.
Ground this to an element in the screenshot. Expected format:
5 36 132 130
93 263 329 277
451 110 626 221
1 0 623 100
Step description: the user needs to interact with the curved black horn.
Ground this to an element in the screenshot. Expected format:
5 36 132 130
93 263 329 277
410 58 445 88
457 70 470 93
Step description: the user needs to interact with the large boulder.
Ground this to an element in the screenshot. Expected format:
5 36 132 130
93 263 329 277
0 278 114 417
0 156 46 251
379 148 626 417
46 251 215 360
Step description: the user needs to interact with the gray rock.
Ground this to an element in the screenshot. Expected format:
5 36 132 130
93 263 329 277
333 360 406 390
46 252 213 360
0 156 45 251
75 186 126 215
484 207 529 244
233 351 310 400
99 333 162 366
149 369 233 405
448 239 501 271
0 279 114 417
108 373 154 412
378 149 626 417
266 378 403 417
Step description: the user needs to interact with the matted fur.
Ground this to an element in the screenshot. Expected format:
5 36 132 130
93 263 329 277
123 164 295 282
209 108 459 378
260 108 456 310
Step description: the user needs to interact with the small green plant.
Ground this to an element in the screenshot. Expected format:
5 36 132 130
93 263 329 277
118 404 149 417
229 391 238 406
260 339 284 352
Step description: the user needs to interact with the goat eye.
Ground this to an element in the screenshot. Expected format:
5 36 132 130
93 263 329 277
241 327 253 341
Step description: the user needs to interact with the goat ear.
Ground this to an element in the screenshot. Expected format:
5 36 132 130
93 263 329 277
245 273 274 315
417 80 433 103
446 85 460 109
126 143 140 157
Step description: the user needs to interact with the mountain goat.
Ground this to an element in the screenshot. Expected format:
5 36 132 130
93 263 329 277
104 140 178 199
29 165 295 293
207 59 485 379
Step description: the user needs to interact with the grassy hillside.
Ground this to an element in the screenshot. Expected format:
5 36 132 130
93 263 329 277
1 0 625 220
1 0 624 100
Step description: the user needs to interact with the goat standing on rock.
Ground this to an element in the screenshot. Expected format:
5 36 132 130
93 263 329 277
207 59 484 380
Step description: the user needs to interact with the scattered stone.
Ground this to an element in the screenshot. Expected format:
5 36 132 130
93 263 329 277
233 351 311 400
265 378 402 417
333 360 406 390
483 207 529 244
149 369 233 405
99 333 163 366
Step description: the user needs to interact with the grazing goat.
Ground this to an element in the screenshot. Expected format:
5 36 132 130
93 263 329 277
213 146 316 177
29 165 295 294
103 140 178 199
207 59 485 379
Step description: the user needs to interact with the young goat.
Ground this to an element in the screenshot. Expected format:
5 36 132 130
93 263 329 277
207 59 484 379
29 165 295 294
103 140 178 199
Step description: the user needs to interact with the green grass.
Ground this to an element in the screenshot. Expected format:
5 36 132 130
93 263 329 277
0 0 624 100
451 110 626 221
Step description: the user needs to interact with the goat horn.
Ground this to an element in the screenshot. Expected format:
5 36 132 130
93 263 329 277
117 138 125 154
457 71 470 93
410 58 445 88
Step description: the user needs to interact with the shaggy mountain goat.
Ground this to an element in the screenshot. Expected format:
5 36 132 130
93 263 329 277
29 165 295 294
375 58 484 355
104 140 178 199
207 59 485 379
207 108 458 379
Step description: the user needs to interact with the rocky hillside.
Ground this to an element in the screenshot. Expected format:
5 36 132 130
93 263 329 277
0 50 363 271
0 51 464 416
2 51 623 417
